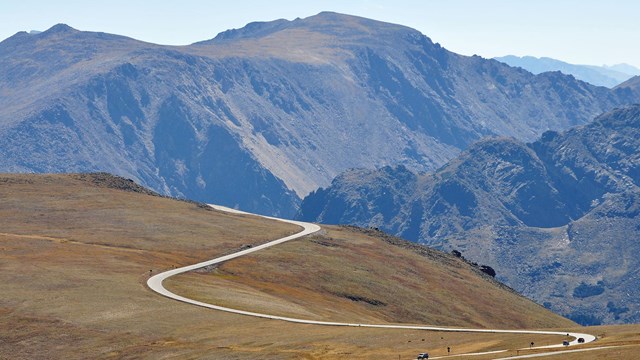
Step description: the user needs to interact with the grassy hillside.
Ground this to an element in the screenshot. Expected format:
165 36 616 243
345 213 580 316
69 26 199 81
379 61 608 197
167 226 574 329
1 173 638 359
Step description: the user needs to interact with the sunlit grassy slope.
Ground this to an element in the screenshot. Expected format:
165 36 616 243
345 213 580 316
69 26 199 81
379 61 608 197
2 173 638 359
167 225 575 329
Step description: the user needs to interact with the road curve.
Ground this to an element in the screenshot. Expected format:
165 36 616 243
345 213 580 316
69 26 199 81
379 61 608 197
147 204 595 350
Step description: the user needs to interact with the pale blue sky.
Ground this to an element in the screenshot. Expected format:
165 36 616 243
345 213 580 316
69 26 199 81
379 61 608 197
1 0 638 68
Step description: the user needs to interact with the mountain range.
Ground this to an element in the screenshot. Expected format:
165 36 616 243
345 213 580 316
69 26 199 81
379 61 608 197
2 12 639 217
298 105 640 325
494 55 640 88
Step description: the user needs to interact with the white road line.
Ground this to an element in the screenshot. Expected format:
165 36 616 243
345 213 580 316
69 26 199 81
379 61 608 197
146 204 596 350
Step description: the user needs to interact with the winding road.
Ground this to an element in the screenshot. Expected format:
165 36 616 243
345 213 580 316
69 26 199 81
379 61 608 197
147 204 597 356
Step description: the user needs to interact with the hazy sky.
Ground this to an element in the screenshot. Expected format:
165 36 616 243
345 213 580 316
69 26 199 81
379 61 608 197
1 0 638 68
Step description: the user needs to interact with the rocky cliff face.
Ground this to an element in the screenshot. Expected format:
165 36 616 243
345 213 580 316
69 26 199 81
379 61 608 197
1 13 637 216
299 105 640 324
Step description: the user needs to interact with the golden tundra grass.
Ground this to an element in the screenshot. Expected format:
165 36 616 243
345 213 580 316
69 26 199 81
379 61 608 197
167 226 575 329
1 174 639 359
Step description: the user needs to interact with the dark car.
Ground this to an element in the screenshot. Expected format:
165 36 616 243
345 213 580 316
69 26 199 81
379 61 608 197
562 340 570 346
577 337 585 343
417 353 429 359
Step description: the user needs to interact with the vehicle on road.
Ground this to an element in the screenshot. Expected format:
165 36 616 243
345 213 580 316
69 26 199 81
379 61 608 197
562 340 570 346
578 337 585 343
417 353 429 359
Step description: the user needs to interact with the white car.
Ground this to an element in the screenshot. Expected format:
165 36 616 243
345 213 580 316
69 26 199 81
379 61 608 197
417 353 429 359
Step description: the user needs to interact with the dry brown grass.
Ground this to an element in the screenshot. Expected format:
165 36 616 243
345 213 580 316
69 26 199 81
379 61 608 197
1 173 639 359
167 226 575 329
0 174 299 264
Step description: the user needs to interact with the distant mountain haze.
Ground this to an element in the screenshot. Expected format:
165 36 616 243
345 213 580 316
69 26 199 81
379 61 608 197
1 12 638 216
494 55 640 88
605 63 640 76
298 105 640 325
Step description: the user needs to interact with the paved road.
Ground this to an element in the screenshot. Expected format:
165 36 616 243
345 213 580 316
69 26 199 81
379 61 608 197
494 345 623 359
147 204 596 352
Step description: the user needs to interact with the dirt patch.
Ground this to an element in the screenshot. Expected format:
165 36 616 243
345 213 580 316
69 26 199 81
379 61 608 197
310 238 340 247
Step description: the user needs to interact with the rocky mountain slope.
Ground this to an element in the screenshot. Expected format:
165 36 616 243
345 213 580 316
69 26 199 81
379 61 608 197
615 75 640 95
494 55 640 88
299 105 640 325
1 13 638 216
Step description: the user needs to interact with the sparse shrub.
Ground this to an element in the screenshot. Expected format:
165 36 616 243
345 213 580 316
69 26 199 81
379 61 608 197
480 265 496 277
566 311 602 326
607 301 629 320
572 281 605 298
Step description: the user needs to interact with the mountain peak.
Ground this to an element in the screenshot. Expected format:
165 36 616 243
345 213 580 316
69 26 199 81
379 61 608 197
0 24 75 52
197 11 420 46
305 11 378 23
299 11 418 37
45 23 78 34
605 63 640 76
208 18 291 42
